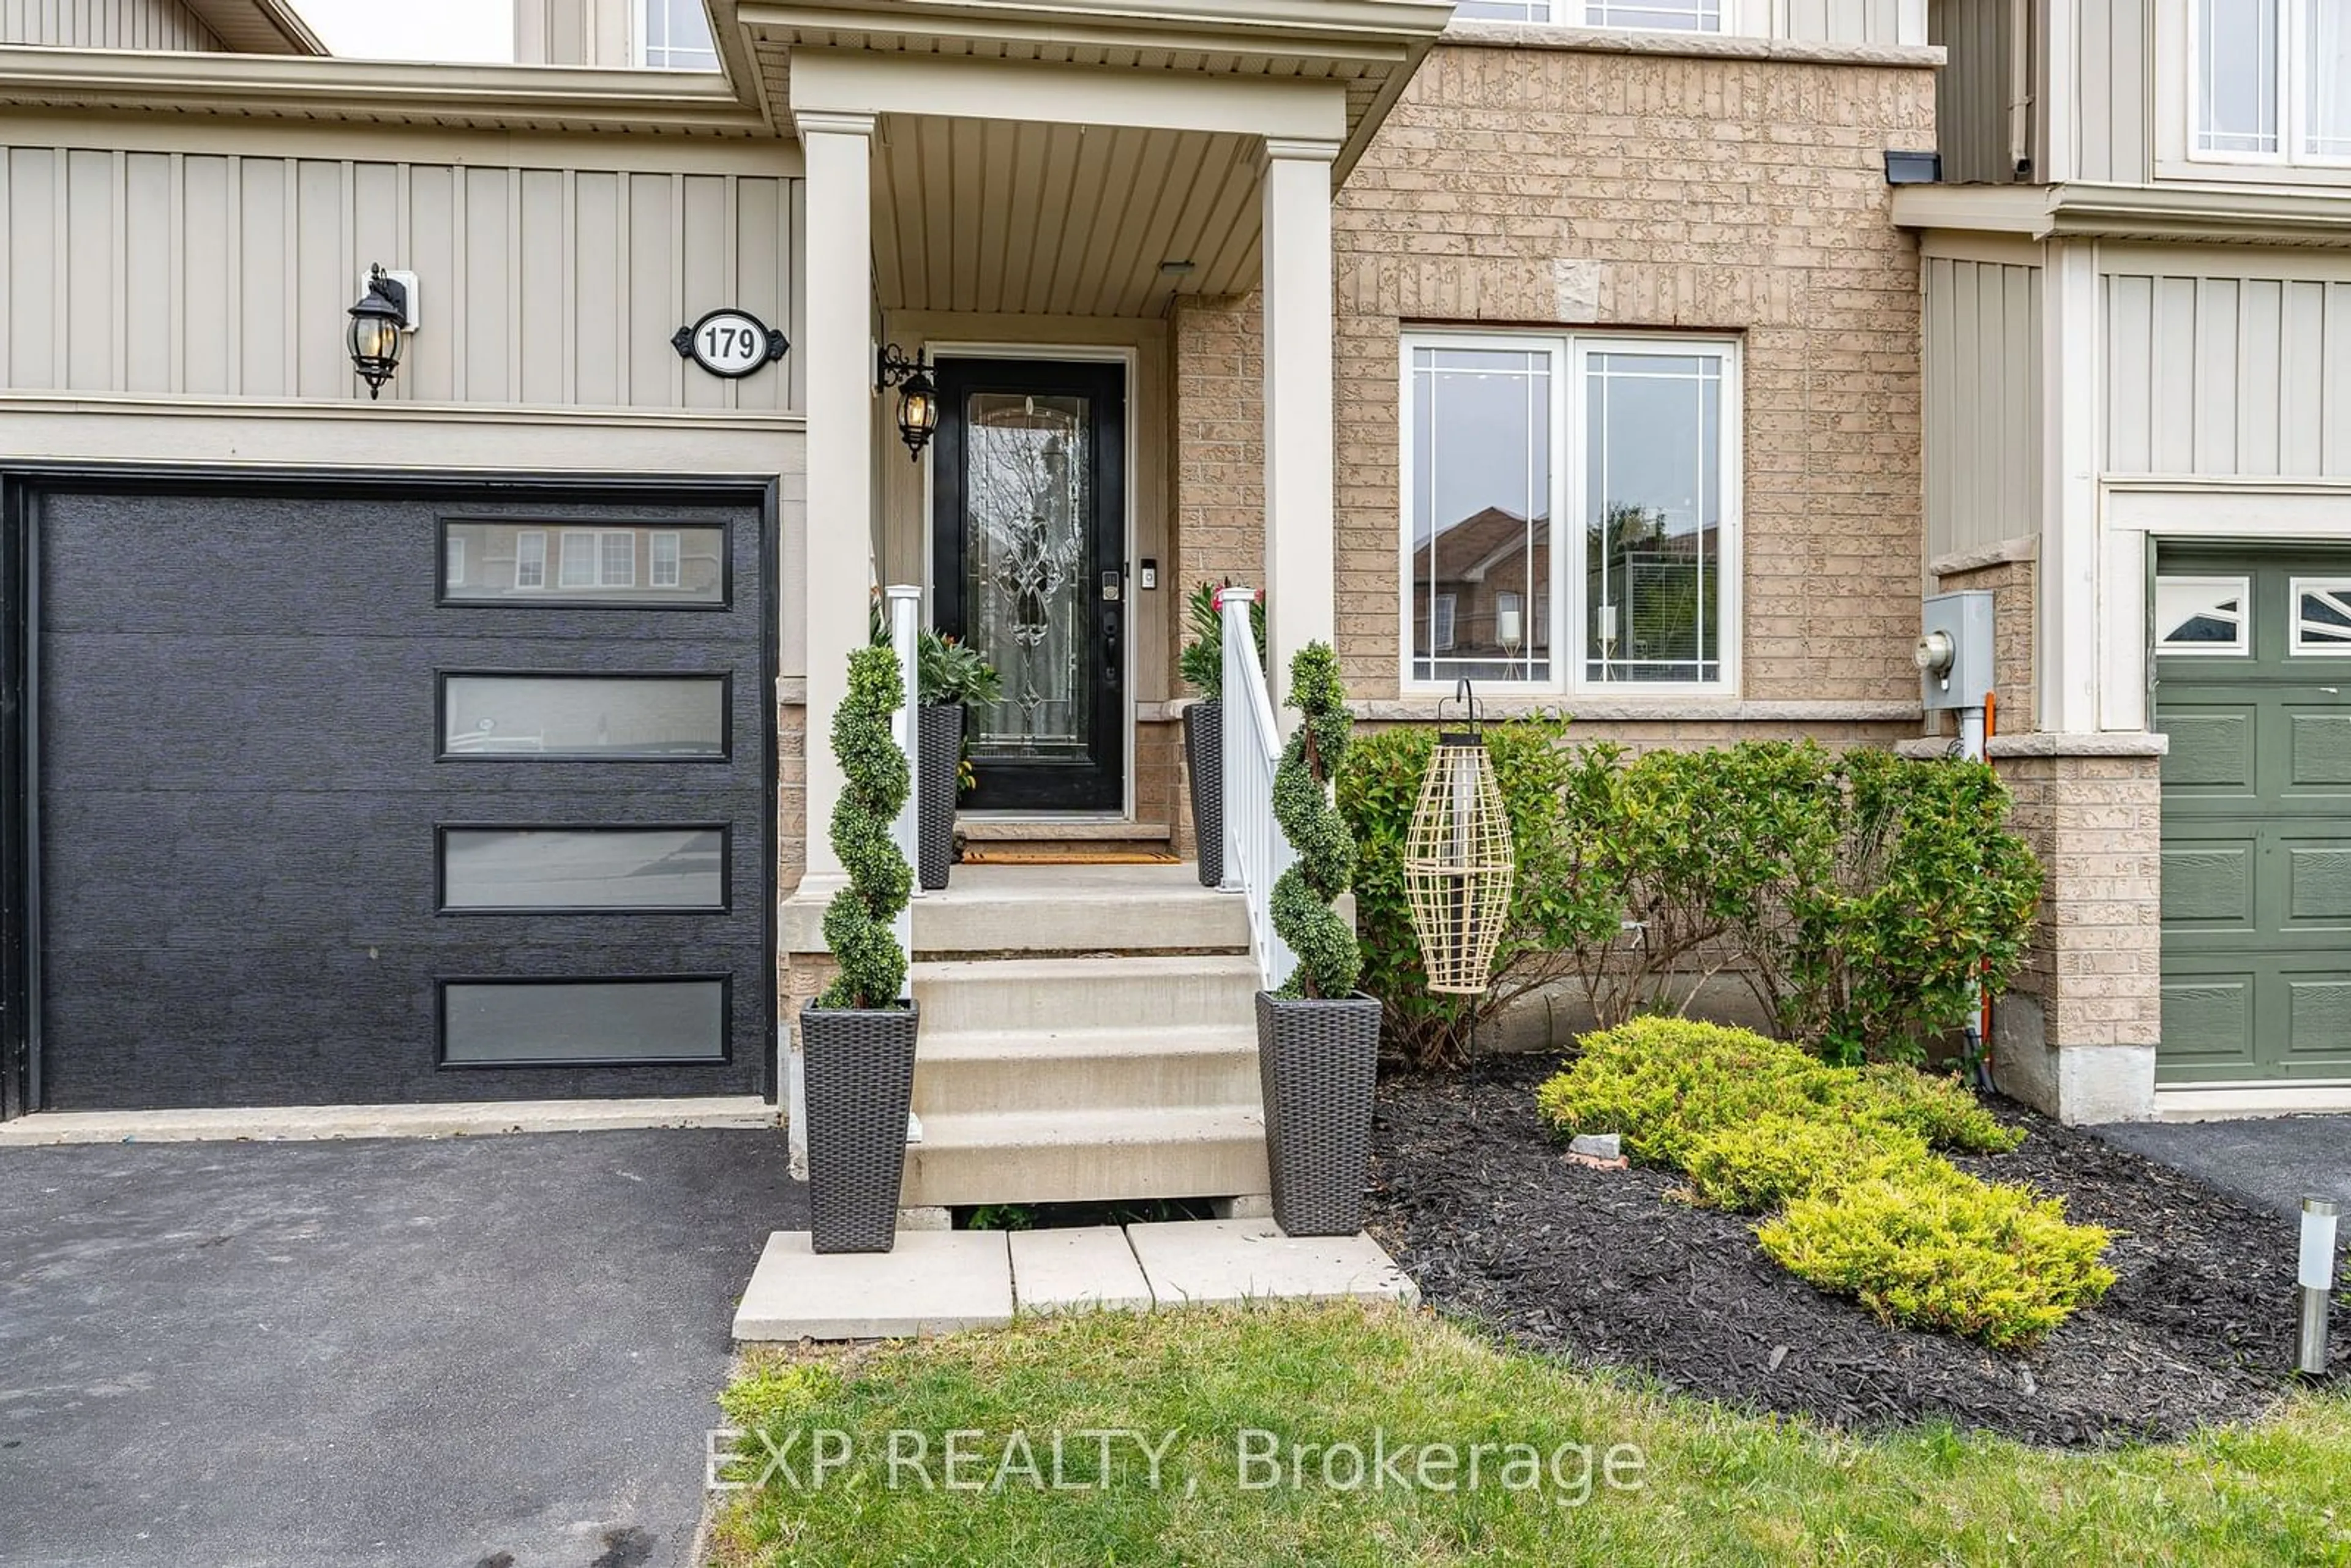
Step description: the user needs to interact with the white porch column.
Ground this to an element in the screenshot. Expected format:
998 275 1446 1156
1260 138 1340 702
795 110 878 878
2038 237 2102 735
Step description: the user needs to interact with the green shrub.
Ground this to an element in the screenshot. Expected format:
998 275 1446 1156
1269 643 1361 1000
1340 718 1623 1068
1848 1062 2023 1155
817 645 913 1010
1539 1020 2106 1348
1682 1114 1932 1214
1758 1175 2116 1349
1789 750 2044 1066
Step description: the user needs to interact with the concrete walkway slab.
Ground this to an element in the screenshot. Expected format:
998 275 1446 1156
0 1095 776 1146
1127 1219 1420 1308
733 1229 1014 1340
1009 1225 1153 1314
2091 1115 2351 1224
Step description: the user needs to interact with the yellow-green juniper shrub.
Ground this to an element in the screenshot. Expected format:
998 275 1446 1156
1539 1018 2108 1348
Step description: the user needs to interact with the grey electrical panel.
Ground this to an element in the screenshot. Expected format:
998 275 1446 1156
1918 591 1995 711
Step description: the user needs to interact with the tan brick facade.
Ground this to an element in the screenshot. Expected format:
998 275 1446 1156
1937 555 2036 735
1989 752 2164 1120
1171 42 1937 712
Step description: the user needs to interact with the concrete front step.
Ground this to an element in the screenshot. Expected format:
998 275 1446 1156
902 1105 1270 1207
912 953 1259 1034
912 863 1247 955
913 1025 1259 1117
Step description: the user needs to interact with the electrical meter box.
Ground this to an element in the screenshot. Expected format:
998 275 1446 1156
1917 591 1995 711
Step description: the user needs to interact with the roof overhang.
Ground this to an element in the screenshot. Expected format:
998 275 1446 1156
179 0 329 55
1894 181 2351 249
726 0 1455 177
0 48 776 136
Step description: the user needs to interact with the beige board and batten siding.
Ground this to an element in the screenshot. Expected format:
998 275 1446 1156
2104 258 2351 476
1924 254 2042 558
514 0 632 69
2061 0 2151 183
1928 0 2021 184
0 0 221 50
0 138 802 413
1782 0 1909 44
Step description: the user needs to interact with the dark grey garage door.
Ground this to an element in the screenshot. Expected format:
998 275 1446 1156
34 486 772 1109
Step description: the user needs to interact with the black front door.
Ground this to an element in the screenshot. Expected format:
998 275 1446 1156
931 358 1127 814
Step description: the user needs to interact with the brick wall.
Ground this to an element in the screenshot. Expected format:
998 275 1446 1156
1170 42 1936 710
1938 555 2036 733
1990 752 2163 1119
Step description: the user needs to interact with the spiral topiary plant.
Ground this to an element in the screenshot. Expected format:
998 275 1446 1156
1270 642 1362 1000
817 644 913 1010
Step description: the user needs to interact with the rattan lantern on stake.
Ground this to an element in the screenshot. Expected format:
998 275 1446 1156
1405 681 1515 1008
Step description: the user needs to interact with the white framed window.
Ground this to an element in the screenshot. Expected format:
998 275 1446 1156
2192 0 2351 167
1402 332 1741 694
2155 575 2252 654
559 530 599 589
514 530 547 590
650 531 682 588
1453 0 1725 27
639 0 719 70
600 532 637 588
2290 579 2351 653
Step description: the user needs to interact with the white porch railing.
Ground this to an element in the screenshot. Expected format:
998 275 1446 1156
1218 586 1295 992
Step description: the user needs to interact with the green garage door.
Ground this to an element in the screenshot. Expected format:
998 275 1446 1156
2154 547 2351 1083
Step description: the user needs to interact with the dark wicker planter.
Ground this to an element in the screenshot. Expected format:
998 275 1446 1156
1183 699 1224 888
917 703 963 892
801 1000 920 1254
1254 990 1381 1237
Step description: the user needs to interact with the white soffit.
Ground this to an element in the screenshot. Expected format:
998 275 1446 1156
874 116 1263 317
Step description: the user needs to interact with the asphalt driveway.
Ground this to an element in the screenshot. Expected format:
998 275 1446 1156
2092 1116 2351 1224
0 1129 801 1568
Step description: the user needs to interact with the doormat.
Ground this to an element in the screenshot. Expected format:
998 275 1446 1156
958 844 1182 866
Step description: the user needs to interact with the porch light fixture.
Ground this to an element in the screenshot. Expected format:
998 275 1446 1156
877 343 940 460
1404 682 1515 997
347 264 413 400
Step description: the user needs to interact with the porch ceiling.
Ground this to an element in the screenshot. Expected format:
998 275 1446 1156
874 116 1261 317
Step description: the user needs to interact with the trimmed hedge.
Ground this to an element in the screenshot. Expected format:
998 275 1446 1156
1340 732 2042 1068
1538 1020 2109 1349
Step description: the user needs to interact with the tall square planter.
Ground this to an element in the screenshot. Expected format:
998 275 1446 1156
1254 991 1380 1237
801 1001 920 1254
917 703 963 892
1183 699 1224 888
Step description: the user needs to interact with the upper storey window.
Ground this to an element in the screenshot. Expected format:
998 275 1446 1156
1453 0 1725 28
640 0 719 70
2195 0 2351 165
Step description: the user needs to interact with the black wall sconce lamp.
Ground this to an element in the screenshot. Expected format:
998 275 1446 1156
877 343 940 460
347 264 416 400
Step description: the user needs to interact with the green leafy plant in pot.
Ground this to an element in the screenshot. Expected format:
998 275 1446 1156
1256 642 1380 1238
803 644 920 1254
1178 580 1266 888
914 631 1001 891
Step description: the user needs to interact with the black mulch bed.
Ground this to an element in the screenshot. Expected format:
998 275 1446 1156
1365 1055 2347 1448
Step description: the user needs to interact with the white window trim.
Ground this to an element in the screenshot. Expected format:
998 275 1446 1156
2289 576 2351 655
1397 329 1744 700
514 530 547 590
651 530 683 588
2177 0 2351 175
601 531 638 589
1450 0 1747 32
635 0 721 71
2154 573 2254 656
1431 592 1458 653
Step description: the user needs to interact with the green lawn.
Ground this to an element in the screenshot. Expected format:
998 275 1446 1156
707 1304 2351 1567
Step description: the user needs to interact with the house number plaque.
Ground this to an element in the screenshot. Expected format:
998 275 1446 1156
672 309 789 379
